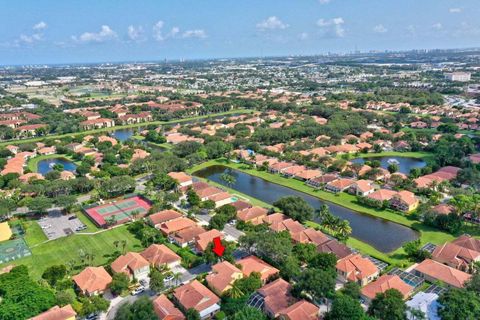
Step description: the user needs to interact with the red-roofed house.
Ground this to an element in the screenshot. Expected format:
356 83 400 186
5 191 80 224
413 259 472 288
168 172 193 188
432 242 480 271
111 252 150 280
257 278 293 318
325 178 355 193
148 210 183 228
30 305 77 320
72 266 112 296
361 275 414 303
390 190 419 212
153 294 185 320
237 256 279 284
336 254 379 286
278 300 320 320
206 261 244 295
237 206 269 225
141 244 181 270
195 229 224 253
173 280 221 319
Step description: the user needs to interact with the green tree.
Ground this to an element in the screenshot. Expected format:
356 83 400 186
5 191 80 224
368 289 407 320
273 196 314 223
326 294 366 320
292 267 336 301
185 308 201 320
115 296 157 320
438 289 480 320
41 264 67 286
187 188 201 206
110 272 130 295
341 281 361 299
233 306 267 320
149 268 164 293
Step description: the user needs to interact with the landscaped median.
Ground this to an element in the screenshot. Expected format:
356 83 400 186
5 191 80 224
189 159 461 266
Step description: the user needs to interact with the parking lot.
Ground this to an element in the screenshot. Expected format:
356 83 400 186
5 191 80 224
38 210 87 240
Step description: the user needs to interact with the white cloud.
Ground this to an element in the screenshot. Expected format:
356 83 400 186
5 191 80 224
373 24 387 33
449 8 462 13
33 21 47 30
127 25 145 41
317 17 345 37
256 16 289 31
298 32 309 40
153 21 182 41
432 23 443 30
318 0 331 3
182 29 207 39
72 25 117 43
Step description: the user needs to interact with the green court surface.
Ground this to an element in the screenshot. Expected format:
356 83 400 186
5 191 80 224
115 200 137 209
0 238 32 264
97 205 118 215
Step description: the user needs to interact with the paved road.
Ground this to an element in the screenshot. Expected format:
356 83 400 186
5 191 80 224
196 213 244 241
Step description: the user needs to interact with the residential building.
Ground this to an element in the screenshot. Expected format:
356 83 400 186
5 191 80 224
141 244 181 270
206 261 244 295
390 190 419 212
72 266 112 296
195 229 223 253
168 172 193 188
173 280 221 319
148 209 183 228
153 294 185 320
278 300 320 320
361 275 414 303
336 254 379 285
237 256 279 284
30 305 76 320
412 259 471 288
111 252 150 280
406 292 440 320
237 206 269 225
325 178 355 193
257 278 293 318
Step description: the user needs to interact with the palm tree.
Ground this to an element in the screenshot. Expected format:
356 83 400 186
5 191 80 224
336 220 352 241
173 272 182 286
121 240 127 254
226 282 244 299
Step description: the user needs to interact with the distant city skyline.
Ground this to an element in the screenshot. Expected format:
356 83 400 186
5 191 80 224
1 0 479 65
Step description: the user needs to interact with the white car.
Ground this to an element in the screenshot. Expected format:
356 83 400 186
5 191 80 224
163 275 174 283
131 286 145 295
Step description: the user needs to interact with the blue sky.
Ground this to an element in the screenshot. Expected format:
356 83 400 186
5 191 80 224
0 0 479 65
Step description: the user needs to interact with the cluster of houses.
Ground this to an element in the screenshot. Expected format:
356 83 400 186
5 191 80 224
234 149 422 213
363 100 480 132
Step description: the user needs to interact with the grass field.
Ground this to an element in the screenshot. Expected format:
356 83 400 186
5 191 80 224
190 159 475 266
75 211 101 233
0 109 254 147
0 224 143 279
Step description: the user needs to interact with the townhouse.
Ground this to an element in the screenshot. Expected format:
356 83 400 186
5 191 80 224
111 252 150 280
140 244 182 270
335 254 379 286
412 259 472 289
361 275 414 304
206 261 244 296
72 266 112 296
173 280 221 319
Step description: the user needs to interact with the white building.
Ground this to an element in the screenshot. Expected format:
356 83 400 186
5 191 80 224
406 292 440 320
445 72 471 82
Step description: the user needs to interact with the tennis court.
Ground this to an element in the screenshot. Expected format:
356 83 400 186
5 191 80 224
84 195 152 227
0 238 31 264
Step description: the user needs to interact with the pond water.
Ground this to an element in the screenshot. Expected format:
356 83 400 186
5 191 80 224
194 165 419 253
38 158 77 175
350 156 426 174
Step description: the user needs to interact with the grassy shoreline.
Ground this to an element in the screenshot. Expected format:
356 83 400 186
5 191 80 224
26 154 79 172
190 159 469 266
0 109 253 147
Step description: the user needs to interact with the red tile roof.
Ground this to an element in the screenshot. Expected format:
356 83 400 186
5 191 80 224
72 266 112 295
361 275 413 300
173 280 220 313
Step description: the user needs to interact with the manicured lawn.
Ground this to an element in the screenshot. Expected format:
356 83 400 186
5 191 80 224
351 151 433 160
0 224 143 279
0 109 254 147
10 220 47 247
191 159 476 266
75 211 101 233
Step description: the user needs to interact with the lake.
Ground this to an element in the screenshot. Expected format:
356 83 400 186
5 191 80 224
38 158 77 175
350 156 426 174
194 165 419 253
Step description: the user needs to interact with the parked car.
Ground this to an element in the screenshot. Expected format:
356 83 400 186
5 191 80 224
131 286 145 295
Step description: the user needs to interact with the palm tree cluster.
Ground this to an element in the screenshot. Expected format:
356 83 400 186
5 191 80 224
316 204 352 241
